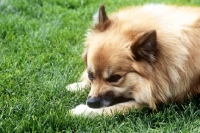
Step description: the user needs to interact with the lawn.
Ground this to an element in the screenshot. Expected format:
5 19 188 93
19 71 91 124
0 0 200 132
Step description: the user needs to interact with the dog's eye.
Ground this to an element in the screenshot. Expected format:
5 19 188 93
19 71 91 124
88 72 94 81
107 75 121 82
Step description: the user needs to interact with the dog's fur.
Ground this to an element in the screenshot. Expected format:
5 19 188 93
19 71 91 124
66 4 200 117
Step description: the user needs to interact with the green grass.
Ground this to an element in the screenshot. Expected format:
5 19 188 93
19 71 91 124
0 0 200 132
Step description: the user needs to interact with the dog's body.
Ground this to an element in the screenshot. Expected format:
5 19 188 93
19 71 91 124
67 4 200 117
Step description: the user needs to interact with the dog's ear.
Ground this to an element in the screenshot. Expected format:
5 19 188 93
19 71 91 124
93 4 109 31
93 4 108 25
131 30 157 62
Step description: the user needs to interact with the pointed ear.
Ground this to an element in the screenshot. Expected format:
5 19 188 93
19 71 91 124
93 4 108 25
93 4 109 31
131 30 157 62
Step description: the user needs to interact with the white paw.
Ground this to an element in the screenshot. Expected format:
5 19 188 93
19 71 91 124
66 82 87 92
70 104 99 117
71 104 90 115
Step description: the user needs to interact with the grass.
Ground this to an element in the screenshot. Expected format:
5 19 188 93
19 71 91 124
0 0 200 132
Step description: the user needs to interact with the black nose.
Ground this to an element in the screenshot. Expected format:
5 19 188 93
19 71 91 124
86 97 101 108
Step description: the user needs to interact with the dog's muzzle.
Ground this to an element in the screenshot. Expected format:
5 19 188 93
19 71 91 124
86 91 135 108
86 97 101 108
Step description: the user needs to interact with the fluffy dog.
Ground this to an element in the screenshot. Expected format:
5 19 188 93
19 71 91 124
66 4 200 117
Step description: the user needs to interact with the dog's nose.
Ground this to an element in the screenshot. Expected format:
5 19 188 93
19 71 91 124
86 97 101 108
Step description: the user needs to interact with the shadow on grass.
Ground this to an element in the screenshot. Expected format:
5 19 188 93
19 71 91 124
66 94 200 132
111 95 200 130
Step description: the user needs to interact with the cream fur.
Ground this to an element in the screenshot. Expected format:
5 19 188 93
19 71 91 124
67 4 200 117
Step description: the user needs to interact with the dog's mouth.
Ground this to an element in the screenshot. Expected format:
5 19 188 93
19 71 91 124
109 96 135 106
86 91 135 108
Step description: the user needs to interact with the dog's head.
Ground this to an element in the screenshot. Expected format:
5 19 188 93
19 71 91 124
83 5 158 109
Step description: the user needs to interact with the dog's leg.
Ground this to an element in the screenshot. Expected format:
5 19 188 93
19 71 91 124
70 101 143 118
66 69 90 91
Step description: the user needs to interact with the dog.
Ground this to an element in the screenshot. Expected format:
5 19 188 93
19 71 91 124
66 4 200 117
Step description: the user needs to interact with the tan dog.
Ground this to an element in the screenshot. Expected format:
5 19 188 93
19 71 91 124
66 4 200 117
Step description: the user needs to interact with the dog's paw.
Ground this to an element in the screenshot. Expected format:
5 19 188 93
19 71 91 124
66 82 87 92
70 104 99 117
70 104 90 115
